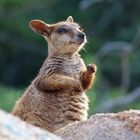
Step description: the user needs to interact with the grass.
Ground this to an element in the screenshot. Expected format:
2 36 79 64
0 85 23 112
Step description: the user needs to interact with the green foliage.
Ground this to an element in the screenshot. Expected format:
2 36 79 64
87 89 97 116
0 85 22 112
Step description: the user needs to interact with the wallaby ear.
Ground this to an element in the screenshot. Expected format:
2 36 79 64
66 16 73 23
29 20 51 36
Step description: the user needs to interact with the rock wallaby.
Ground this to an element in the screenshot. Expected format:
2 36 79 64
12 16 97 132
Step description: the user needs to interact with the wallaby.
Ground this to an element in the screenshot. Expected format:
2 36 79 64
12 16 97 132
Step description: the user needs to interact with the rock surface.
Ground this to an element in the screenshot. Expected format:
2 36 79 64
0 110 61 140
55 110 140 140
1 109 140 140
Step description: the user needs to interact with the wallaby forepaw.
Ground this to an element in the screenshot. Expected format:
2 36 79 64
87 64 97 74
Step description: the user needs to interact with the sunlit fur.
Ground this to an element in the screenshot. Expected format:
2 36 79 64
12 16 97 133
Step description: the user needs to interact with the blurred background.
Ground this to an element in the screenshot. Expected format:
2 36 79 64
0 0 140 115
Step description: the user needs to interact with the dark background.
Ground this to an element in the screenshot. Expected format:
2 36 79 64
0 0 140 115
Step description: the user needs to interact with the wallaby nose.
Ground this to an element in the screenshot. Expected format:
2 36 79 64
78 32 85 39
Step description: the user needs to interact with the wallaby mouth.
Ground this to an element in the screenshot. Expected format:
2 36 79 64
78 38 85 44
70 39 85 45
70 36 86 45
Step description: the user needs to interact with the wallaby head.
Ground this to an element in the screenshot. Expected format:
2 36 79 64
29 16 86 56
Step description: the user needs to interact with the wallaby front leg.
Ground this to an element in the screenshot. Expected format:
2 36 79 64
35 74 82 92
81 64 97 90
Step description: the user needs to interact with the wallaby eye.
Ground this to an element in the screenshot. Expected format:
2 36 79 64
57 28 68 33
79 27 83 31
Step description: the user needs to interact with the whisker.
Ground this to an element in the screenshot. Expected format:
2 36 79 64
82 47 88 53
86 32 95 37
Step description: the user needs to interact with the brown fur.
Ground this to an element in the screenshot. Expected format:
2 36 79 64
12 16 97 132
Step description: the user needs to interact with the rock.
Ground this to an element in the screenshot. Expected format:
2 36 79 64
1 108 140 140
0 110 61 140
55 110 140 140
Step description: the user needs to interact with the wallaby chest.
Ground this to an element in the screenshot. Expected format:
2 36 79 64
40 55 86 79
